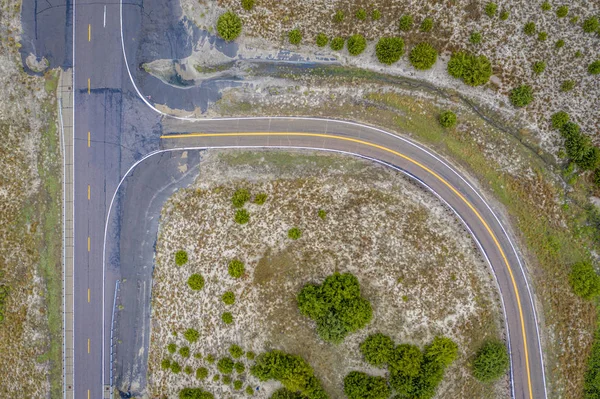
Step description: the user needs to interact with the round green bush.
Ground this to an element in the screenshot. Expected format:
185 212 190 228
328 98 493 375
469 31 482 44
583 17 599 33
196 367 209 380
541 1 551 11
532 61 546 75
569 262 600 300
331 37 345 51
344 371 391 399
316 33 328 47
409 42 437 70
424 336 458 367
254 193 267 204
355 9 366 20
447 51 492 86
333 10 344 23
167 343 177 353
233 380 243 390
523 22 536 36
375 37 404 65
420 17 433 32
556 5 569 18
184 365 193 375
222 291 235 305
555 39 565 49
217 11 242 42
288 227 302 240
509 85 534 107
161 358 171 370
484 2 497 17
222 375 232 384
232 188 250 207
179 388 214 399
241 0 254 11
289 29 302 46
398 15 413 31
228 259 245 278
560 80 575 92
551 111 570 129
246 385 254 395
222 312 233 324
234 208 250 224
500 10 510 20
439 111 457 128
187 273 205 291
206 354 215 363
347 34 367 56
179 346 190 358
175 250 188 266
246 351 256 360
588 60 600 75
372 9 381 21
472 340 509 382
229 344 244 358
389 343 423 376
213 374 220 381
538 31 548 41
184 328 200 343
218 357 235 374
235 362 245 373
171 361 181 373
360 333 395 367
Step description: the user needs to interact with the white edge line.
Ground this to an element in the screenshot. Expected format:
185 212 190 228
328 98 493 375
70 0 76 395
118 0 547 396
59 96 66 399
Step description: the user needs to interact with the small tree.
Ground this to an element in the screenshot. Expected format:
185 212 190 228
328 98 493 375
289 29 302 45
583 17 599 33
222 291 235 305
420 17 434 32
360 333 395 367
509 85 534 107
399 15 414 31
409 42 437 70
241 0 254 11
524 22 536 36
228 259 245 278
347 34 367 56
439 111 457 128
175 250 188 266
375 37 405 65
234 208 250 224
472 340 510 382
588 60 600 75
187 273 205 291
532 61 546 75
551 111 570 129
331 37 345 51
316 33 328 47
556 5 568 18
217 11 242 41
232 188 250 208
333 10 344 23
288 227 302 240
569 262 600 300
484 2 497 17
356 9 367 20
229 344 244 358
218 357 235 374
344 371 391 399
184 328 200 343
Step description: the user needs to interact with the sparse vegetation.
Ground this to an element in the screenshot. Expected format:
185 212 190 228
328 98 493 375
355 9 366 21
420 17 433 32
347 34 367 56
509 85 534 107
316 33 328 48
409 42 437 70
234 208 250 224
484 2 498 18
471 340 510 382
375 37 405 65
217 11 242 41
228 259 245 278
561 80 575 92
372 9 381 21
318 209 327 220
232 188 250 208
330 37 344 51
289 29 302 46
333 10 344 23
241 0 254 11
533 61 546 75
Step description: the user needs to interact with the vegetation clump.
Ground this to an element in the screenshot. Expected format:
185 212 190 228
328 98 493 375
375 37 405 65
297 272 372 343
355 9 366 21
232 188 250 208
289 29 302 46
229 344 244 358
500 10 509 20
168 343 177 353
556 5 568 18
569 262 600 300
439 111 457 128
372 10 381 21
583 17 599 33
555 39 565 49
360 333 395 367
222 291 235 305
347 34 367 56
315 33 328 48
560 80 575 92
331 37 344 51
171 361 182 373
218 357 235 374
588 61 600 75
175 250 188 266
484 2 497 17
217 11 242 41
235 362 245 373
471 340 509 382
196 367 208 380
524 22 536 36
184 328 200 343
288 227 302 240
551 111 570 129
399 15 414 31
318 209 327 220
420 18 433 32
533 61 546 75
541 1 551 11
343 371 390 399
409 42 437 70
333 10 344 23
228 259 245 278
447 51 492 86
538 31 548 41
222 312 234 324
559 122 600 170
509 85 534 107
179 346 190 358
179 387 214 399
161 358 171 370
241 0 254 11
187 273 205 291
235 208 250 224
469 31 482 44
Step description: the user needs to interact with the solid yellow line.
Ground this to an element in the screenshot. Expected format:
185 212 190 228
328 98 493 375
87 185 90 200
88 24 91 41
87 236 90 252
88 131 91 147
88 288 90 303
87 78 90 94
161 131 534 398
87 390 90 399
88 338 90 353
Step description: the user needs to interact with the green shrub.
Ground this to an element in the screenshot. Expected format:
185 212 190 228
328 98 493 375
297 272 372 344
171 361 182 374
409 42 437 70
168 343 177 353
569 262 600 300
560 123 600 170
356 9 366 20
375 37 405 65
235 208 250 224
333 10 344 23
241 0 254 11
222 375 232 384
288 227 302 240
570 16 580 24
318 209 327 220
555 39 565 49
217 11 242 41
331 37 345 51
187 273 205 290
399 15 414 31
289 29 302 45
389 343 423 376
533 61 546 75
196 367 209 380
179 388 214 399
222 312 233 324
184 366 193 375
551 111 570 129
509 85 534 107
420 17 433 32
583 17 600 33
271 388 305 399
184 328 199 343
472 340 509 382
234 380 243 390
425 336 458 366
560 121 580 139
556 5 568 17
179 346 190 358
246 351 256 360
206 354 215 363
447 51 492 86
218 357 235 374
235 362 245 373
541 2 551 11
500 10 509 20
469 31 482 44
439 111 457 128
251 350 328 398
228 259 245 278
316 33 328 47
372 9 381 21
524 22 536 36
232 188 250 208
347 34 367 56
161 358 171 370
222 291 235 305
588 60 600 75
484 2 497 17
360 333 395 367
175 250 188 266
560 80 575 92
246 385 254 395
229 344 244 358
594 169 600 187
213 374 220 381
538 31 548 41
575 50 583 58
343 371 391 399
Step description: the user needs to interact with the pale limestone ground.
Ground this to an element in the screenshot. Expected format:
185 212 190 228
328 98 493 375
148 150 507 399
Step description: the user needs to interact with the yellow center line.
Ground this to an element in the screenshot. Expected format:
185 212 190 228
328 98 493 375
88 24 91 42
87 78 91 94
88 338 90 353
88 288 90 303
88 131 91 147
87 389 90 399
87 185 90 200
87 236 90 252
161 131 534 399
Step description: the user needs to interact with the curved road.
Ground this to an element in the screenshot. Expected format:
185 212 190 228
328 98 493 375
62 0 547 397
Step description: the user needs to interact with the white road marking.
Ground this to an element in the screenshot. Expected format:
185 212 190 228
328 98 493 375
104 6 106 28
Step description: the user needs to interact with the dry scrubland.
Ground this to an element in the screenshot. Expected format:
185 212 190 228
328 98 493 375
149 151 506 398
0 0 61 397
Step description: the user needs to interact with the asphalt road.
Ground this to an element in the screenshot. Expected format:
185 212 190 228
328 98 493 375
25 0 547 396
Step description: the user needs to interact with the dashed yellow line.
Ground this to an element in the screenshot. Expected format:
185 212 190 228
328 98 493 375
87 185 90 200
88 131 91 147
160 131 534 399
88 24 91 42
87 236 90 252
88 338 90 353
87 78 90 94
87 288 90 303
